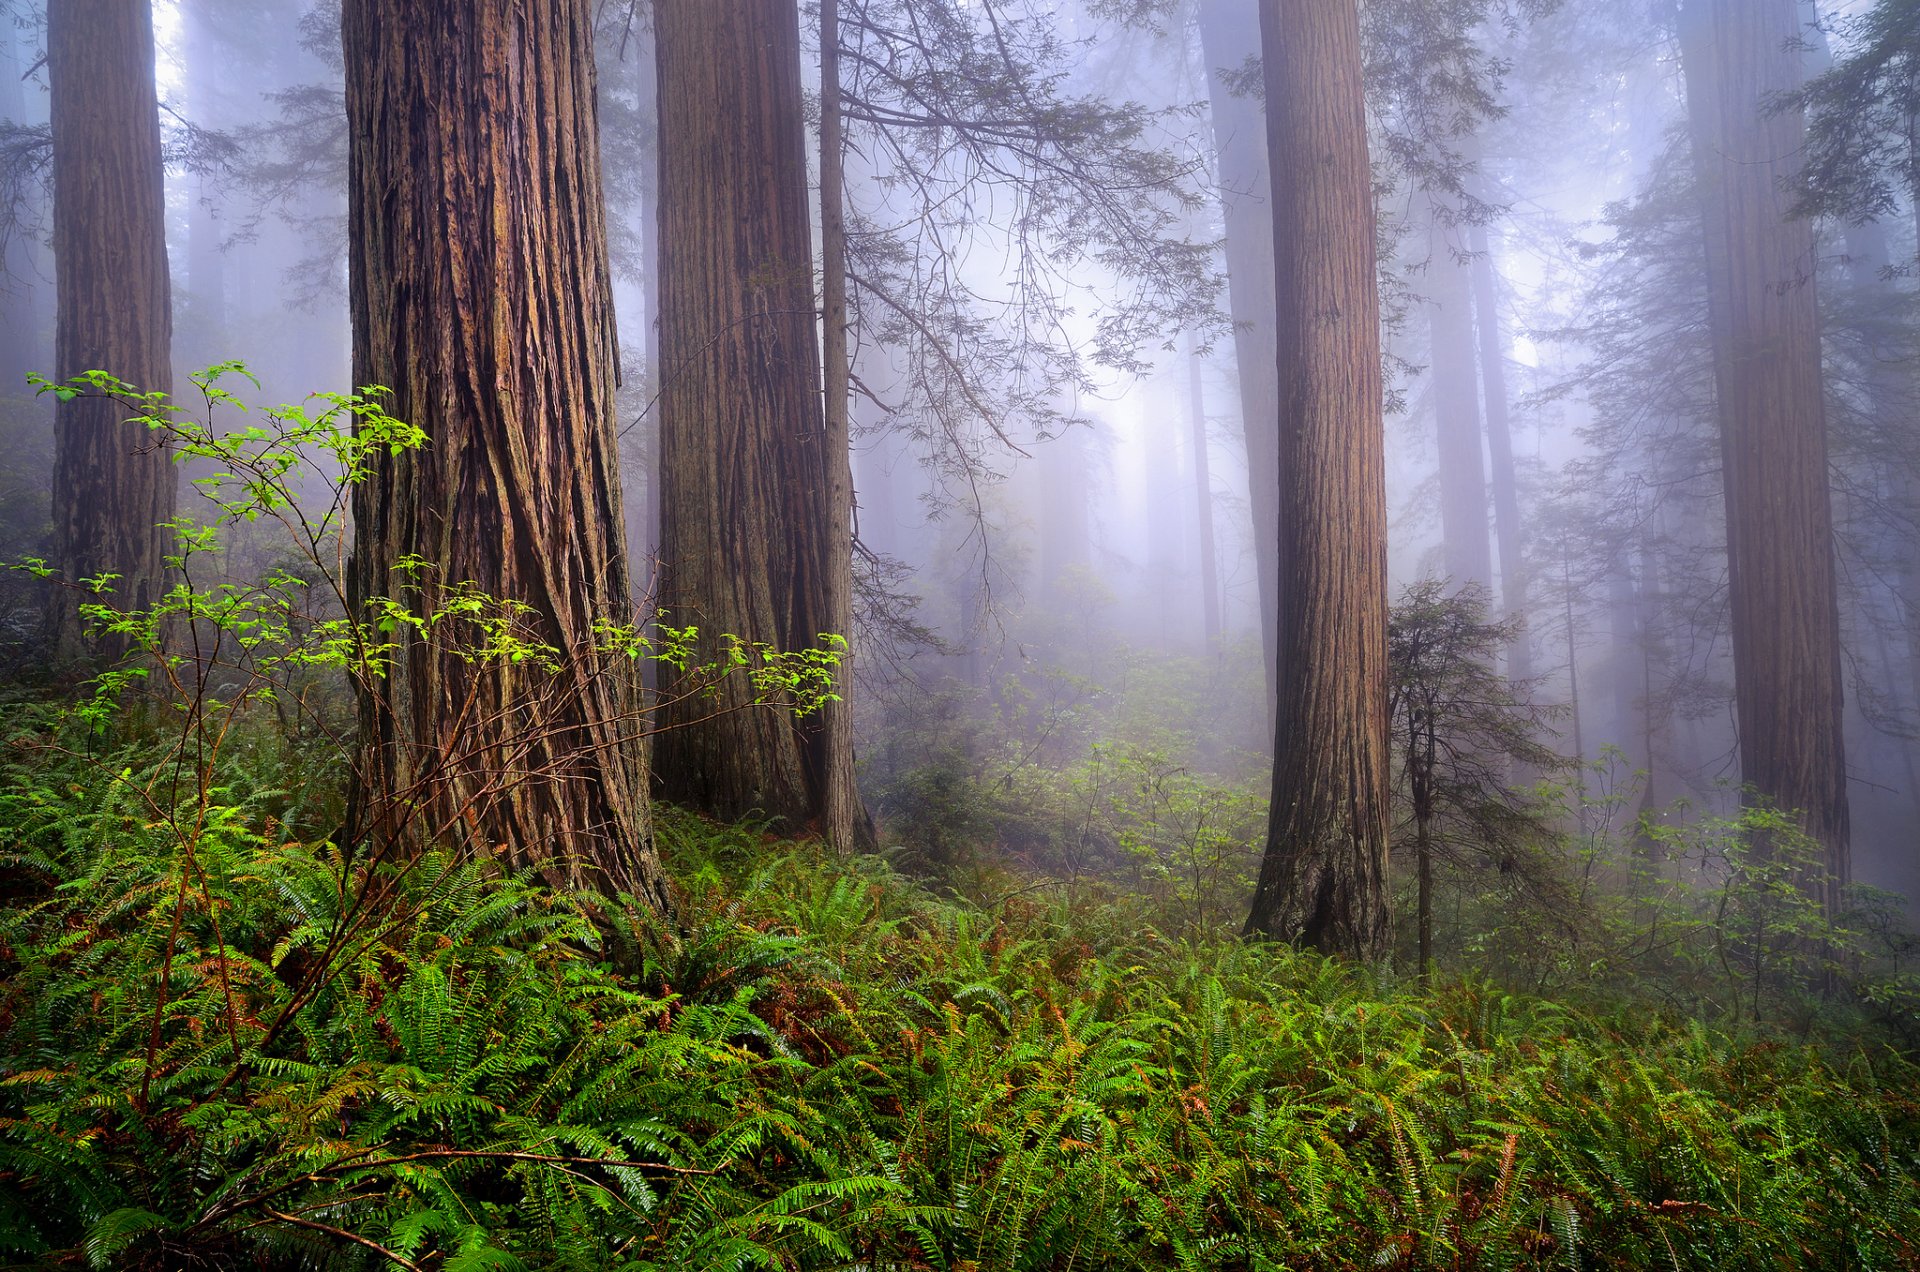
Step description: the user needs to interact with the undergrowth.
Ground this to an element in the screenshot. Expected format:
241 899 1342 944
2 710 1917 1271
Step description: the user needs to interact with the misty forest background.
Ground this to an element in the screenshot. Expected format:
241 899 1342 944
2 0 1920 1268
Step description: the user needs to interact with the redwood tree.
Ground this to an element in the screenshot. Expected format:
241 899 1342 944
1678 0 1851 900
1243 0 1392 958
652 0 870 852
342 0 669 909
47 0 174 661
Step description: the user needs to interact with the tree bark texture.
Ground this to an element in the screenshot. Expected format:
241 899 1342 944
1424 199 1493 591
1197 0 1279 714
48 0 175 662
653 0 868 848
1243 0 1392 960
1679 0 1851 898
342 0 669 910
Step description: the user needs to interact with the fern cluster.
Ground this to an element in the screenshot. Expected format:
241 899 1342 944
2 716 1917 1269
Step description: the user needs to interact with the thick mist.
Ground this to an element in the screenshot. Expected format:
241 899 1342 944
2 0 1916 954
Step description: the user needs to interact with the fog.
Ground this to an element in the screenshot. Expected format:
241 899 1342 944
2 0 1916 927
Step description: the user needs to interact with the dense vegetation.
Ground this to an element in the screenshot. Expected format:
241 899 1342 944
3 710 1918 1271
2 371 1916 1269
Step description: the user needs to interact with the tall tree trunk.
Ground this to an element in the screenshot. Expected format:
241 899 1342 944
1466 217 1532 681
48 0 175 662
1414 763 1433 986
817 0 875 854
1039 424 1092 596
1678 0 1851 903
1243 0 1391 960
1424 198 1493 590
0 18 44 403
653 0 869 850
184 0 226 366
1188 332 1222 650
1196 0 1279 715
342 0 668 910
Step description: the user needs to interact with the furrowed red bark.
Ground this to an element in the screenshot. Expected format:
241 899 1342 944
653 0 871 850
342 0 669 909
1243 0 1392 960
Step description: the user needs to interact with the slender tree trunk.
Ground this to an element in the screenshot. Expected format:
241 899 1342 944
1196 0 1279 716
1678 0 1850 903
818 0 875 854
342 0 668 910
0 19 43 403
653 0 869 850
1466 217 1532 681
48 0 175 662
184 0 226 365
1188 332 1222 650
631 14 662 597
1243 0 1391 960
1425 197 1493 590
1415 772 1433 986
1146 381 1187 649
1563 551 1585 789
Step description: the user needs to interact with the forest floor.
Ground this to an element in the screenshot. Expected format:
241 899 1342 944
1 707 1918 1270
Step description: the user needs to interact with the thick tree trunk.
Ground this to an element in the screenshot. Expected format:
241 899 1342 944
1466 218 1532 682
48 0 175 663
1678 0 1850 902
1424 199 1493 590
1196 0 1279 715
1243 0 1391 960
342 0 668 910
653 0 869 849
1188 332 1222 650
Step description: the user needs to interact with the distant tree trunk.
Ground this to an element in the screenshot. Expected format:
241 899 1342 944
817 0 874 854
1424 198 1493 590
616 12 662 602
1188 332 1222 650
1466 218 1532 682
1413 740 1434 985
1039 424 1092 595
342 0 669 910
184 0 226 364
1679 0 1851 903
1243 0 1391 960
1196 0 1279 715
653 0 871 851
1145 383 1187 648
48 0 175 662
0 20 43 402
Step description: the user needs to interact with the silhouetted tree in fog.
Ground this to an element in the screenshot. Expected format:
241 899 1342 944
1678 0 1851 904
